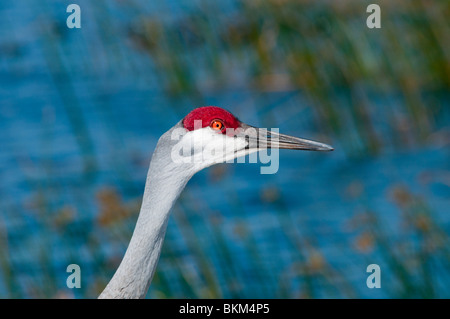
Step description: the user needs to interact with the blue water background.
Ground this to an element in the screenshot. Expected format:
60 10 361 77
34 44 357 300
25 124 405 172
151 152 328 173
0 1 449 298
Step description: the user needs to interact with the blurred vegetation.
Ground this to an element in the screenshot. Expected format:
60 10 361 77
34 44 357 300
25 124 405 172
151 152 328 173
130 0 449 155
0 0 449 299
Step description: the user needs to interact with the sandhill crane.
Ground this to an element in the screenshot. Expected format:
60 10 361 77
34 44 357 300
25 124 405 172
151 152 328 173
99 106 333 298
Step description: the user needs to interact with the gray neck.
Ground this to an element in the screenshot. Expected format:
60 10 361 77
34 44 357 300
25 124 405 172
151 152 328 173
99 124 195 299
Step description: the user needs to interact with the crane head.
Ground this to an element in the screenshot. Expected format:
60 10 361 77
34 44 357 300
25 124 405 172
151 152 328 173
163 106 333 172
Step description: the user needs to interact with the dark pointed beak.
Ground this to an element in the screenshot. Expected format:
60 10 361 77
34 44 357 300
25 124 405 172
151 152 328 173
237 123 334 152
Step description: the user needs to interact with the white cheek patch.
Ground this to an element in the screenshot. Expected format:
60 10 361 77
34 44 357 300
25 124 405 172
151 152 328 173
202 131 248 164
169 126 279 174
170 127 247 165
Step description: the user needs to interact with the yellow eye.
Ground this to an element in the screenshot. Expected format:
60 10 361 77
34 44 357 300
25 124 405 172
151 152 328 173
210 119 224 131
